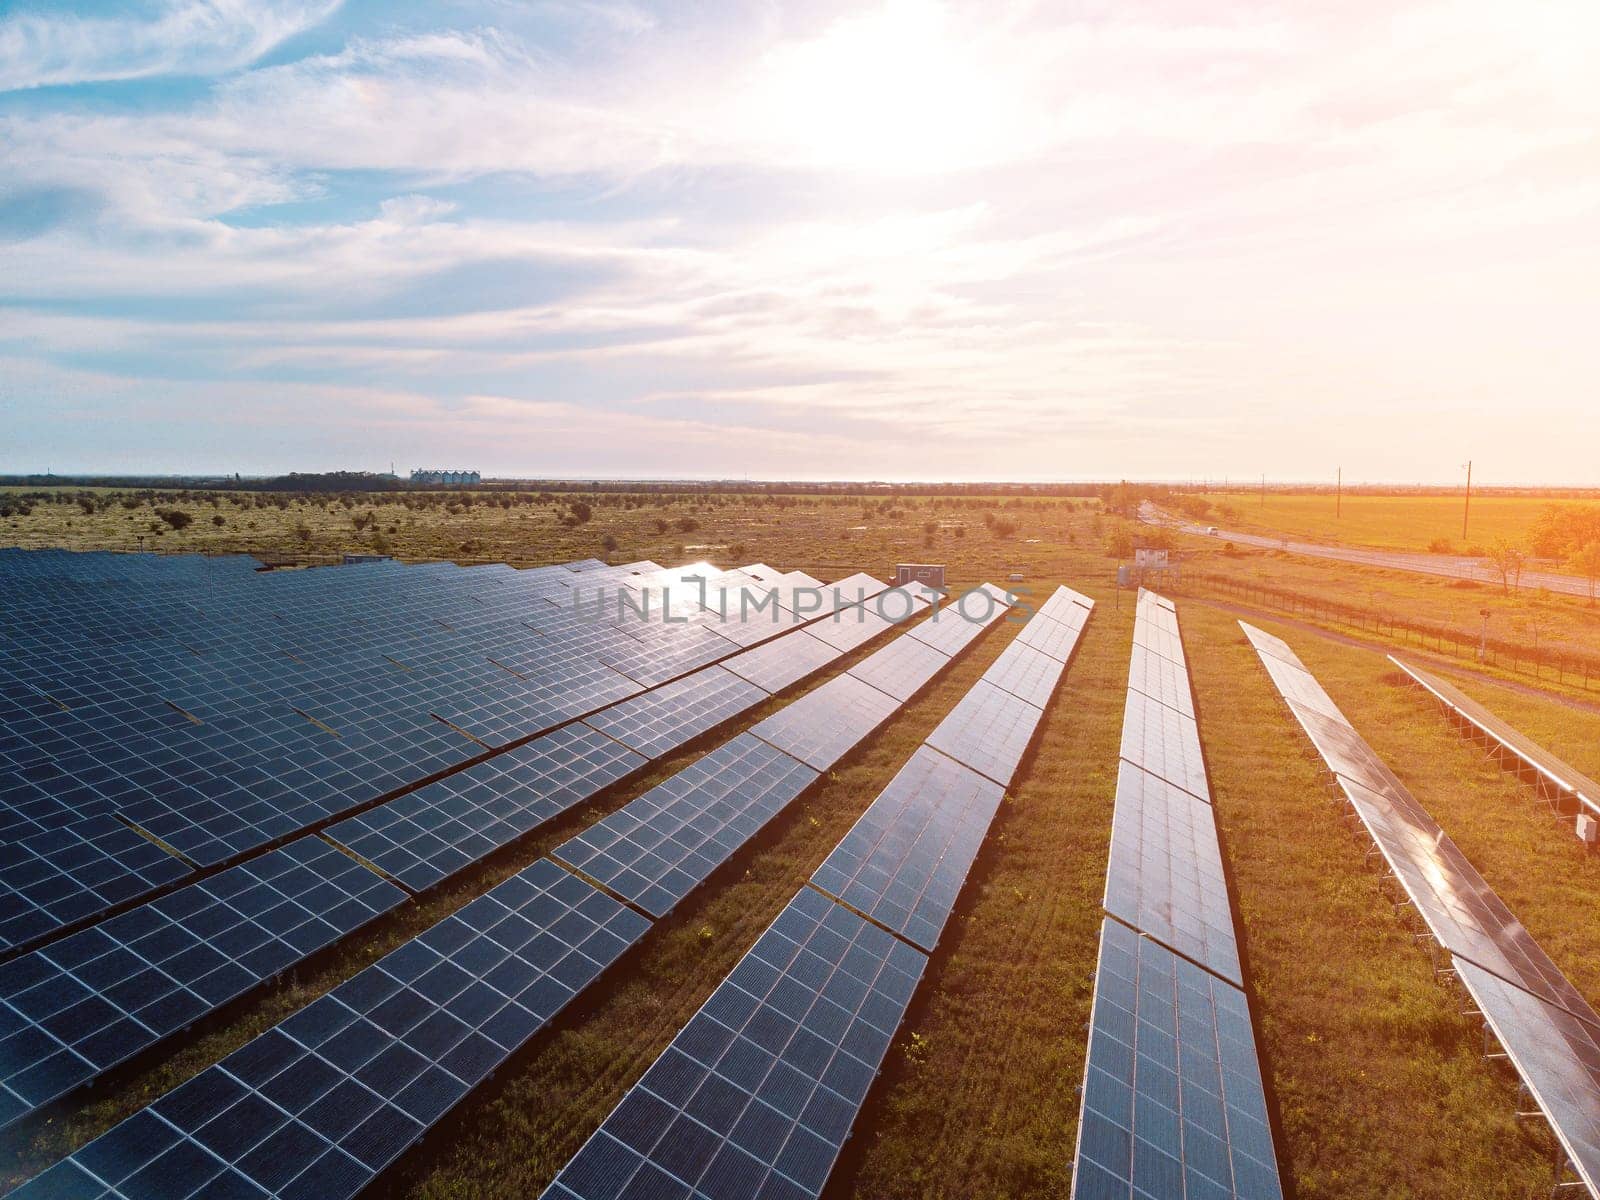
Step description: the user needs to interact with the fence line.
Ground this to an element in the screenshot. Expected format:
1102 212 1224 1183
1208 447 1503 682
1187 571 1600 692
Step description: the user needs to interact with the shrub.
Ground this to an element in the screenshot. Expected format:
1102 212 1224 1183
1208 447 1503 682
212 515 226 527
675 516 700 534
156 509 192 531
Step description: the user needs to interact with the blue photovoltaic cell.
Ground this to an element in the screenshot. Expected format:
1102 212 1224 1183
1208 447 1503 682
1103 762 1241 987
1127 643 1195 718
582 666 768 759
0 815 192 952
747 674 901 772
541 887 926 1200
903 601 1008 657
15 860 651 1200
326 725 647 893
554 734 820 918
809 746 1003 952
923 680 1045 788
1071 920 1283 1200
0 838 404 1130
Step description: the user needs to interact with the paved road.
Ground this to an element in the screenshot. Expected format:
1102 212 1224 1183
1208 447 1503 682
1140 504 1594 599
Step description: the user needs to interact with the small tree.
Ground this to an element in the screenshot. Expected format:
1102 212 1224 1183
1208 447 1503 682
1486 536 1526 595
1567 540 1600 605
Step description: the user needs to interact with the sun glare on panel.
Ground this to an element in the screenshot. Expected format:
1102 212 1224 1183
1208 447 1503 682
748 1 1023 174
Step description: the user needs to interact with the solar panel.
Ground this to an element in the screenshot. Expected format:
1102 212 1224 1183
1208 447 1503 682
721 632 843 696
1126 643 1195 718
1336 775 1600 1028
1071 919 1283 1200
541 887 926 1200
1252 649 1346 722
600 623 742 687
805 604 898 653
1287 706 1408 800
924 680 1044 788
0 815 192 952
982 640 1070 710
583 666 768 759
1104 762 1241 986
1453 956 1600 1193
0 838 404 1130
1036 586 1094 627
554 734 820 918
1013 612 1084 663
747 674 901 772
1238 622 1302 669
903 592 1011 656
809 746 1004 952
326 726 646 893
19 860 651 1200
1392 657 1600 814
1118 690 1209 802
845 634 951 703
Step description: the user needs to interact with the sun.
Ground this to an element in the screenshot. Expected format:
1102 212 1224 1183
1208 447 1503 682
745 1 1025 175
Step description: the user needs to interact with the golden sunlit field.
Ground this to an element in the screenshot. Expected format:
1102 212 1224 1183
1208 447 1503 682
6 487 1600 1200
1200 491 1600 556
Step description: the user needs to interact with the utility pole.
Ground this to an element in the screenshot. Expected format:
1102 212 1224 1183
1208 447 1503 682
1336 467 1342 519
1462 460 1472 541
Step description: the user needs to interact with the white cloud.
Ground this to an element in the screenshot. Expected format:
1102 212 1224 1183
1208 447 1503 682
0 0 344 91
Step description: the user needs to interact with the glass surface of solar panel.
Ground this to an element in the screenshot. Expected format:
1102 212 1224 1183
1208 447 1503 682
1238 622 1303 669
0 816 193 952
1253 651 1345 722
721 632 843 696
1071 919 1283 1200
554 733 820 917
902 596 1010 657
1035 586 1094 627
1013 612 1085 663
582 666 768 759
1336 776 1600 1028
1452 956 1600 1193
747 674 902 772
12 860 650 1200
1118 690 1209 802
981 641 1070 710
1393 657 1600 811
804 603 897 653
0 838 403 1130
924 680 1045 788
809 746 1003 952
1286 706 1409 800
842 633 950 704
1126 643 1195 718
326 725 647 893
1103 762 1241 986
541 887 926 1200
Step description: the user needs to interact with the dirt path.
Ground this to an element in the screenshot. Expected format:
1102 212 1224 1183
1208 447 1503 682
1189 594 1600 717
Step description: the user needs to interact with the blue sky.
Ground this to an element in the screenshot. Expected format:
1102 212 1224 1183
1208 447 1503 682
2 0 1597 483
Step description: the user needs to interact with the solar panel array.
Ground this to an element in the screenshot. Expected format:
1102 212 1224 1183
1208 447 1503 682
1242 621 1600 1195
0 551 918 1137
5 558 984 1195
1069 591 1283 1199
1390 655 1600 817
543 585 1094 1200
555 589 1011 919
1 553 858 953
1 838 403 1129
15 860 650 1200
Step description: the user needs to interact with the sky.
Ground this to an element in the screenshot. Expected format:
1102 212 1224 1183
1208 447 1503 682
1 1 1597 485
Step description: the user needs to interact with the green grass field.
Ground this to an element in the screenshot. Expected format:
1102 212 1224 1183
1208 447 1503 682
6 495 1600 1199
1200 491 1594 555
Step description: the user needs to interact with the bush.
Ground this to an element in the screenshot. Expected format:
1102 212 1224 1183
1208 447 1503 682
1427 537 1454 554
675 516 699 534
602 534 619 553
212 515 226 527
156 508 192 531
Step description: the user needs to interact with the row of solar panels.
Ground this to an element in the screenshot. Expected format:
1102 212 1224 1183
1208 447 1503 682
0 556 898 953
1390 656 1600 818
0 571 968 1133
542 585 1095 1200
1242 622 1600 1196
1070 591 1285 1200
5 579 1023 1197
